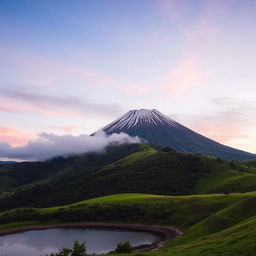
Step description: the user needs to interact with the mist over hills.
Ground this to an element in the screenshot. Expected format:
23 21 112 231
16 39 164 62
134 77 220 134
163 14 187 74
99 109 256 161
1 143 256 211
1 109 254 162
0 109 255 209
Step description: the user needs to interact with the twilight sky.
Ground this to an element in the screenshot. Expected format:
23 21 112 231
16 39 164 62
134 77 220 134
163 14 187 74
0 0 256 157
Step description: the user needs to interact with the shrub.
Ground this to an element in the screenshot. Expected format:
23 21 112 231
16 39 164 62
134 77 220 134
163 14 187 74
44 241 87 256
217 158 224 163
115 241 132 253
229 161 237 169
161 146 176 153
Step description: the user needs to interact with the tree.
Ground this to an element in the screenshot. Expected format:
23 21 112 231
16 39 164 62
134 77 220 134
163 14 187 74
229 161 237 169
71 241 87 256
224 190 230 195
115 241 132 253
161 146 176 153
44 241 87 256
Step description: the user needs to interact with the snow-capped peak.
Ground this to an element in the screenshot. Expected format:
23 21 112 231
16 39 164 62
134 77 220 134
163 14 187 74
102 109 178 131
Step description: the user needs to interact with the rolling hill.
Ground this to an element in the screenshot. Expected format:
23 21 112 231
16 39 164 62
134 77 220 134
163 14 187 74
0 143 256 255
0 143 256 211
1 192 256 256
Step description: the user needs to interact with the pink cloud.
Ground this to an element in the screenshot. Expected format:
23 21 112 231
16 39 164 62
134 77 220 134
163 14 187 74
0 135 29 147
156 0 231 42
192 120 243 144
174 97 256 153
189 119 256 153
0 126 36 146
0 88 122 119
181 23 220 42
122 84 152 95
0 99 30 113
163 57 210 96
60 126 82 133
180 0 231 42
24 59 111 87
0 97 83 118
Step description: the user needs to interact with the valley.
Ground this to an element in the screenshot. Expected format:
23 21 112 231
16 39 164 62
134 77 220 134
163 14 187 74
1 144 256 210
0 192 256 256
1 0 256 254
0 143 256 255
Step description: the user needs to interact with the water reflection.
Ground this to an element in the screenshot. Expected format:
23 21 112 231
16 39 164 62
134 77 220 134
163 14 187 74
0 228 160 255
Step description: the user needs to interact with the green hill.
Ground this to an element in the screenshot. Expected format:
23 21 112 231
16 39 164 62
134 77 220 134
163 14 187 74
1 144 256 211
1 144 256 255
1 192 256 256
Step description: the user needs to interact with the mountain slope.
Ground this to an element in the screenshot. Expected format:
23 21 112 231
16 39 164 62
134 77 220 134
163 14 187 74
98 109 256 161
0 143 142 193
1 192 256 256
1 144 256 210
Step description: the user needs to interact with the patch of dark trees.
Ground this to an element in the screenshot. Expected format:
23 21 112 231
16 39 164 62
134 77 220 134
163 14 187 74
0 202 178 225
0 150 209 211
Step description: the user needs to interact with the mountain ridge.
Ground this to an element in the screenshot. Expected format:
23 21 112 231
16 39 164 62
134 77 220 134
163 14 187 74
98 109 256 161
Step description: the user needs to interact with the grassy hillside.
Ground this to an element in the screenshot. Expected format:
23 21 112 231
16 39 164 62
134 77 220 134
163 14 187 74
243 160 256 168
158 215 256 256
1 193 256 256
0 143 143 192
195 157 256 193
1 144 256 211
1 144 256 255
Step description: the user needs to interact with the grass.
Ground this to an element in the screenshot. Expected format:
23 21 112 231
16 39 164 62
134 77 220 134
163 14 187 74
194 157 256 193
1 145 256 256
161 215 256 256
2 145 256 211
26 192 252 216
1 192 256 255
0 220 41 230
101 147 157 170
0 176 15 192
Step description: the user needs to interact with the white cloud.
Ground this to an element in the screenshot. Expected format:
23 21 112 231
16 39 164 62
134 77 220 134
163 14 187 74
0 132 142 161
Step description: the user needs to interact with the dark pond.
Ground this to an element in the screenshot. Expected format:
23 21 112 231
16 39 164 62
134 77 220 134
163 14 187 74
0 227 161 255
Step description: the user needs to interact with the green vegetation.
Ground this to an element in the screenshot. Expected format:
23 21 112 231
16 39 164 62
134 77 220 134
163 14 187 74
44 240 132 255
1 144 256 255
45 241 87 256
0 144 142 192
0 193 256 256
243 160 256 168
1 193 251 227
115 241 132 253
1 144 256 211
195 157 256 193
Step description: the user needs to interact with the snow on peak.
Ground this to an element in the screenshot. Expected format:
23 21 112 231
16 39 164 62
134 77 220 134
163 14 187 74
103 109 178 131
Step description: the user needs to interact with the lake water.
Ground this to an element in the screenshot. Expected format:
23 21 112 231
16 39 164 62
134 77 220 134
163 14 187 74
0 227 161 256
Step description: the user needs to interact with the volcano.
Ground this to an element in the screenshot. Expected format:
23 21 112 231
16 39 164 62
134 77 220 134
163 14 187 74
96 109 256 161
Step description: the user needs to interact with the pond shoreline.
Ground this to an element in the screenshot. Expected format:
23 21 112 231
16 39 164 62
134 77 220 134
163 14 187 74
0 222 183 252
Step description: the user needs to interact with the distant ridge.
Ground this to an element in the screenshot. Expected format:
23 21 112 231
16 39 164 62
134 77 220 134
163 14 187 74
0 161 16 165
97 109 256 161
